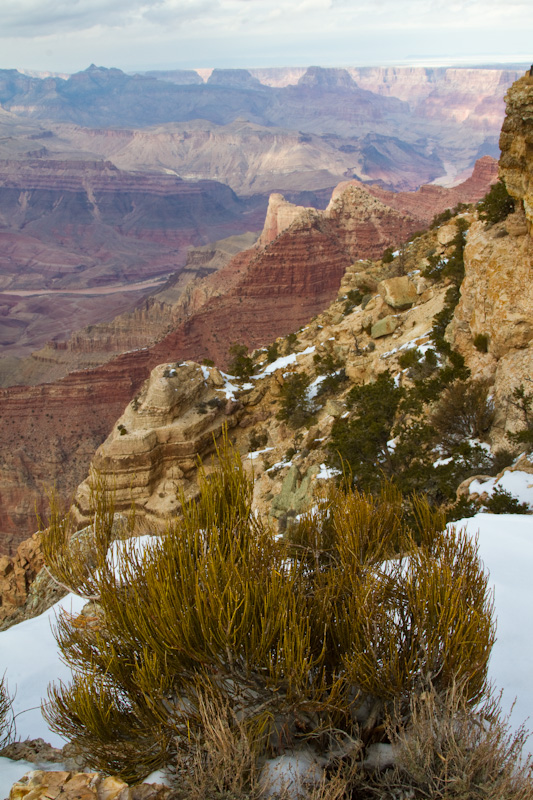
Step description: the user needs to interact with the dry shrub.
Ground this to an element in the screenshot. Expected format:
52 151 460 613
176 692 259 800
360 683 533 799
0 674 14 750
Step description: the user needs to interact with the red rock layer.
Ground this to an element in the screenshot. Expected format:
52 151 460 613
365 156 499 225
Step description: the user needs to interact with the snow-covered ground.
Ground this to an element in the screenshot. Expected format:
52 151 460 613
0 513 532 796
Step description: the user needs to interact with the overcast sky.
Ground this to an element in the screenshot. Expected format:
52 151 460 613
0 0 530 74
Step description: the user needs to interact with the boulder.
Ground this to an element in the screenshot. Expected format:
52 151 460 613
371 316 398 338
378 276 418 309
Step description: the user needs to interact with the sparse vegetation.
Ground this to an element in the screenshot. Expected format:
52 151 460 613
42 443 496 787
265 341 280 363
507 383 533 452
483 486 531 515
382 246 395 263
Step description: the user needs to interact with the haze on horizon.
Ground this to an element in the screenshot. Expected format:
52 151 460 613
0 0 530 75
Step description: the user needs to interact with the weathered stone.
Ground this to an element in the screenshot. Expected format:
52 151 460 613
371 316 398 338
499 71 533 237
378 276 418 309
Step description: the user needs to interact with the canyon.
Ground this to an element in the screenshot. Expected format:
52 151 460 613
0 65 521 366
0 63 525 553
0 156 498 552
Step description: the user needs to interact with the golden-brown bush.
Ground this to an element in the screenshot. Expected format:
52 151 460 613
42 440 496 784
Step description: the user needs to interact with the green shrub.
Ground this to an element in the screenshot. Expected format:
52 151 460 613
478 180 515 227
42 442 495 784
277 372 315 427
265 342 279 364
507 384 533 452
430 379 494 449
430 208 453 229
382 246 395 263
285 332 298 353
474 333 489 353
228 343 254 380
483 486 530 515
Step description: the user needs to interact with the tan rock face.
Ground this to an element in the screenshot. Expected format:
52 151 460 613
450 218 533 360
499 72 533 236
0 533 42 626
258 193 315 247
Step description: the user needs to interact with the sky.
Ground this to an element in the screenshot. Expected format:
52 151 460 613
0 0 530 75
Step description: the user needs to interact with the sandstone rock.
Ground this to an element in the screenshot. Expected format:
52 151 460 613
257 194 315 248
378 276 418 309
450 220 533 360
0 533 45 629
371 316 398 338
8 771 177 800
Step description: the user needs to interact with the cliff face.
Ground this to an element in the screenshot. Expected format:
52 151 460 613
450 71 533 448
499 72 533 235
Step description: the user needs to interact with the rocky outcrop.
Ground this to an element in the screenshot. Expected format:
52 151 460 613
8 771 176 800
499 71 533 234
367 156 499 225
448 72 533 449
73 362 244 524
0 534 43 627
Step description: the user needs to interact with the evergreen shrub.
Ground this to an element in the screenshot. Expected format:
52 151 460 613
478 180 515 227
42 442 495 784
228 343 255 379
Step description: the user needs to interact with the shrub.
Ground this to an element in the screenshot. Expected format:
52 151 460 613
228 343 255 379
0 675 14 750
474 333 489 353
382 246 395 263
277 372 315 428
42 442 495 784
478 179 515 227
507 384 533 452
354 683 533 799
265 342 279 364
430 379 495 449
483 486 530 515
285 332 298 353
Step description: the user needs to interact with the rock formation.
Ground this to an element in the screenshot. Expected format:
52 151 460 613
499 71 533 234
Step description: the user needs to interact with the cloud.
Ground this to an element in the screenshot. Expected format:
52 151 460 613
1 0 531 40
0 0 218 36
